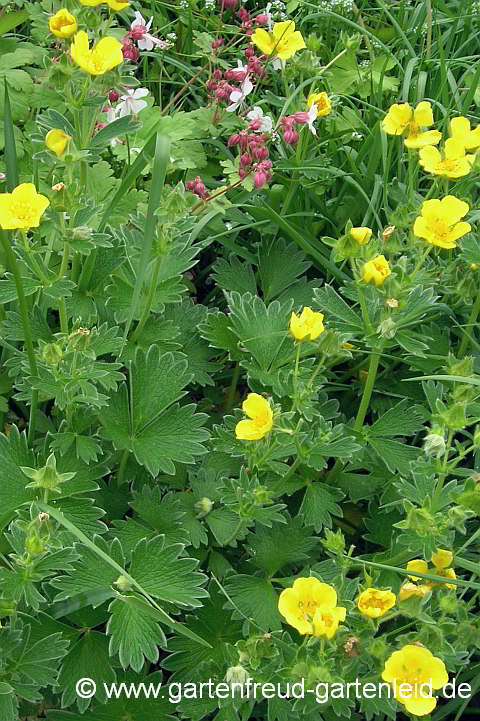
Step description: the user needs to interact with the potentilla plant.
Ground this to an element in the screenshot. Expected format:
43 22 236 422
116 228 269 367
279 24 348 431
0 0 479 719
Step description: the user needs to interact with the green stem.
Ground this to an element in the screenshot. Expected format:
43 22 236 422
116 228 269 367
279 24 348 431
0 228 38 444
129 255 163 343
432 429 453 512
411 244 432 279
117 448 130 486
223 518 246 547
58 242 70 334
327 346 382 484
225 362 241 413
71 252 80 283
458 283 480 358
354 347 382 431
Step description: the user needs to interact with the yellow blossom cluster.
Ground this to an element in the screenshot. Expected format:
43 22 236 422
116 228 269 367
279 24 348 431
399 548 457 597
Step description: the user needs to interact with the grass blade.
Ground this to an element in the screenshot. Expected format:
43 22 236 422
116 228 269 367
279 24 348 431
3 78 19 191
122 132 171 342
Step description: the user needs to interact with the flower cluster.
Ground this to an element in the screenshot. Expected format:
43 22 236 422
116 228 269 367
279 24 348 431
405 548 457 591
227 121 273 188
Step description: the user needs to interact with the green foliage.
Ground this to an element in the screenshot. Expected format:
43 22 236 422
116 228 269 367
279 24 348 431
1 0 480 719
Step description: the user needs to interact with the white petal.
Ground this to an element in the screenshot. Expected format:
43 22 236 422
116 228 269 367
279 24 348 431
133 88 149 99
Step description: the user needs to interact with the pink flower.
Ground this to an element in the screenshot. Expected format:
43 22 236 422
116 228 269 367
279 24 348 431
130 11 167 51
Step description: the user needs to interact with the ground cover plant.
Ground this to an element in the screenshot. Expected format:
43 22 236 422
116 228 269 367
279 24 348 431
0 0 479 719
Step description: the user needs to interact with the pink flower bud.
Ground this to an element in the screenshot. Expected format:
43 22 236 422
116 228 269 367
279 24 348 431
256 13 268 24
252 145 269 160
228 133 241 147
207 80 218 92
238 130 250 149
240 152 252 166
226 69 247 82
213 68 223 79
244 46 255 58
254 170 268 188
292 112 310 123
249 118 263 131
239 168 247 179
130 25 146 40
108 90 120 103
238 8 250 19
221 0 238 8
284 127 299 145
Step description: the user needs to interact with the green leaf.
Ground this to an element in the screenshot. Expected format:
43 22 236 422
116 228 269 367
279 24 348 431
299 483 344 532
223 575 283 631
0 425 35 514
107 597 166 672
313 284 363 332
57 631 116 711
212 254 257 295
227 292 294 371
368 399 426 437
90 115 142 149
368 437 420 473
162 583 243 682
99 346 210 476
257 237 311 303
248 517 317 575
129 536 208 608
198 310 244 361
2 77 19 190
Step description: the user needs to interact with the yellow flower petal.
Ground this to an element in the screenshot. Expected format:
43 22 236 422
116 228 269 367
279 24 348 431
242 392 268 419
436 195 469 225
405 130 442 148
413 100 434 127
251 28 275 55
382 103 413 135
272 20 296 42
235 418 265 441
45 128 71 156
450 116 471 136
407 559 428 581
350 226 372 244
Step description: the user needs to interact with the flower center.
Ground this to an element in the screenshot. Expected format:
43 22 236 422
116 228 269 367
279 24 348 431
408 121 420 137
361 596 389 610
432 220 450 239
254 413 269 429
57 17 72 29
10 202 36 222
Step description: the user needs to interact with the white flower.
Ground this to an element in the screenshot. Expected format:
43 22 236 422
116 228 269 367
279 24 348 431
116 88 149 118
307 103 317 136
131 11 166 51
272 58 285 70
246 106 273 133
227 77 254 112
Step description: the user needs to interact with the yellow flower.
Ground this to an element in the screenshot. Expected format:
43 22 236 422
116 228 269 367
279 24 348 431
413 196 471 250
433 567 457 590
419 138 474 178
407 559 428 581
312 604 346 639
350 226 372 244
450 116 480 150
235 393 273 441
251 21 306 61
71 31 124 75
278 577 346 637
290 306 325 341
382 101 441 149
357 588 396 618
398 582 432 601
0 183 50 230
382 644 448 716
79 0 129 8
49 9 77 39
308 92 331 117
45 129 71 156
431 549 453 569
362 255 391 286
